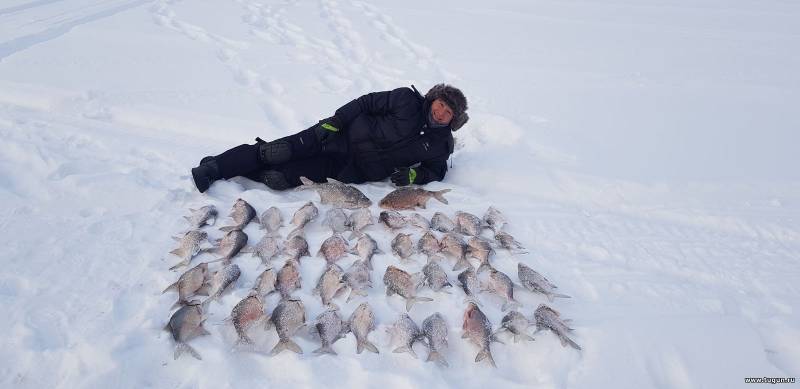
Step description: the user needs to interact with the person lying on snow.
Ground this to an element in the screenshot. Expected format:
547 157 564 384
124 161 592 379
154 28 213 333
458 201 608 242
191 84 469 193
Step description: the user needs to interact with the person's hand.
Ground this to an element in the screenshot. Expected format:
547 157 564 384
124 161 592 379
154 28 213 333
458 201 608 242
314 116 344 143
391 167 417 186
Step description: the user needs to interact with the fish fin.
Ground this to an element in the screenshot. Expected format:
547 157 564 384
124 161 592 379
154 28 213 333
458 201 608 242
393 345 417 358
491 328 507 338
298 176 315 188
312 345 337 356
327 302 340 311
432 189 451 205
426 351 449 367
171 235 182 242
476 263 492 274
270 339 303 355
463 296 482 307
333 285 348 299
175 342 202 360
552 293 572 299
475 349 497 368
183 216 192 223
461 332 469 339
559 334 582 350
161 281 178 294
219 226 238 232
240 246 253 254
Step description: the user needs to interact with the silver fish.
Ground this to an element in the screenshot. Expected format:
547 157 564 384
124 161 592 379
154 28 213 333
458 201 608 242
388 314 424 357
518 263 570 301
493 311 535 343
467 237 494 274
462 303 501 368
430 212 456 233
317 234 350 264
495 231 527 253
210 229 248 264
343 260 372 302
379 210 408 230
352 233 381 270
455 211 484 237
348 302 378 354
483 206 507 233
409 213 430 230
201 264 241 308
290 201 318 233
314 264 346 308
282 233 310 261
251 267 277 297
164 304 209 360
457 268 482 305
230 295 269 345
441 233 471 271
482 267 521 311
390 233 415 262
417 231 442 261
347 208 374 240
422 313 449 367
168 230 208 270
241 235 281 264
378 188 451 210
220 198 256 232
312 309 348 356
383 265 433 312
185 205 217 228
162 262 209 308
298 176 372 209
269 298 306 355
276 259 302 299
534 304 580 350
323 208 350 234
258 206 283 236
420 261 452 292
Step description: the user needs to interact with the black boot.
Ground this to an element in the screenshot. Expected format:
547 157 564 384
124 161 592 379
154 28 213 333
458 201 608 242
191 159 221 193
258 170 292 190
258 141 292 165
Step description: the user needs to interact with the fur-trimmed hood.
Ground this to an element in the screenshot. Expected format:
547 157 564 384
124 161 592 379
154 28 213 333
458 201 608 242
425 84 469 131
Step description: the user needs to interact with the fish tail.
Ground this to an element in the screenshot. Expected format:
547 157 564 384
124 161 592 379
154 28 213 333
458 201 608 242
426 350 449 367
432 189 451 205
168 259 190 271
312 344 337 356
475 348 496 368
357 339 379 354
270 339 303 355
559 333 582 350
502 299 521 312
452 257 471 272
161 281 178 294
169 248 187 257
174 342 202 360
405 296 434 312
393 345 417 358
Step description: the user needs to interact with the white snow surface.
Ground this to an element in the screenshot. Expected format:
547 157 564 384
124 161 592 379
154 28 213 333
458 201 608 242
1 0 799 388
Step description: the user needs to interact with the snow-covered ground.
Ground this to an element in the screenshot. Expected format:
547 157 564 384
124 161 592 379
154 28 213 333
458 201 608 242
1 0 799 388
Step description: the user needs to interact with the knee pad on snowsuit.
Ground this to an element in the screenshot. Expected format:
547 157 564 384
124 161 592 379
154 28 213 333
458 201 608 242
257 141 292 165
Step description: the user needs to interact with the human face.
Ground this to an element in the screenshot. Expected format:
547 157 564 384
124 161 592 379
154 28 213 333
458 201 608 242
430 98 454 125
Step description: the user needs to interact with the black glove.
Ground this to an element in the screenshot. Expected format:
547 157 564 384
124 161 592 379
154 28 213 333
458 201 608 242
390 167 417 186
314 115 344 144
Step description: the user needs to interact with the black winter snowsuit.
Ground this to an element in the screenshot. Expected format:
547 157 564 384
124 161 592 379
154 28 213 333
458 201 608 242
213 86 455 188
